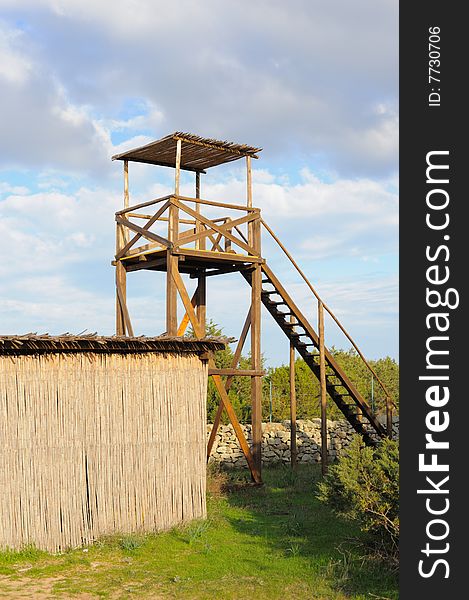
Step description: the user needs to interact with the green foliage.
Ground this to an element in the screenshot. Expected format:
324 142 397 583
317 436 399 565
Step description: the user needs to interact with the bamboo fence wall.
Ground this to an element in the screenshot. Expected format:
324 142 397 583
0 350 208 552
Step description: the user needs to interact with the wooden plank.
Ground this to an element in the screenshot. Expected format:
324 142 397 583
115 223 126 335
318 300 328 475
125 257 167 272
175 139 182 196
173 248 264 263
116 262 134 336
123 160 129 244
386 398 393 438
116 200 171 259
171 266 204 338
115 194 173 216
120 242 163 258
190 265 250 278
166 252 178 336
246 156 252 208
195 172 203 251
126 214 196 225
251 264 263 477
247 156 253 245
196 270 206 332
113 155 206 173
116 215 171 248
124 160 129 208
173 199 258 255
177 284 199 337
175 194 258 213
290 315 297 469
208 368 265 377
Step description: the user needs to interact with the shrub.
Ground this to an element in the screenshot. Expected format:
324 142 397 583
317 436 399 565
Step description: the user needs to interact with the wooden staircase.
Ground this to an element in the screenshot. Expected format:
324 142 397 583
243 263 387 444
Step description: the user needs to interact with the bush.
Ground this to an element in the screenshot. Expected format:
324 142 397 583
317 436 399 565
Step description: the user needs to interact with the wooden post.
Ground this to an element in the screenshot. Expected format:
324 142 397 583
386 396 393 438
289 315 297 469
166 140 181 336
123 160 129 244
246 156 253 247
195 170 207 331
250 214 262 478
318 300 328 475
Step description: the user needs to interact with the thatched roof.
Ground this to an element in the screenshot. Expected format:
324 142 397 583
0 334 226 356
112 132 262 172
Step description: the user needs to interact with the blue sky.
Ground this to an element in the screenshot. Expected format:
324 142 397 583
0 1 398 366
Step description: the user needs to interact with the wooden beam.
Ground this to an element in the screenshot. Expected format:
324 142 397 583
175 138 182 196
123 160 129 244
116 194 173 216
251 262 263 477
290 315 297 469
386 397 393 438
177 284 199 337
247 156 253 246
121 242 164 258
175 194 258 213
318 300 328 475
166 252 178 336
115 200 171 259
115 222 126 335
196 270 206 333
113 156 206 173
246 156 252 208
116 265 134 336
124 160 129 208
208 368 265 377
125 257 167 272
195 171 204 251
171 267 204 338
190 265 250 278
173 248 264 264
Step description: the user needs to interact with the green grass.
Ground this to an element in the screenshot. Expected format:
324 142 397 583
0 465 398 599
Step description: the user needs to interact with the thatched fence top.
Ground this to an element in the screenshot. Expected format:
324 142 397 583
0 333 226 355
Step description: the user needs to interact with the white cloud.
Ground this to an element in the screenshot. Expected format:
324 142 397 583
0 23 32 83
0 1 397 176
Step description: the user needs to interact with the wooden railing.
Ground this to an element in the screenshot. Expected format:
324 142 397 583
115 194 262 261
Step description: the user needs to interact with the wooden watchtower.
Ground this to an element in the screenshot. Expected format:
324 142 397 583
112 132 394 484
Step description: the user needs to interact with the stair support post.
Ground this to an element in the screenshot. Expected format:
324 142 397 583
318 300 328 475
386 397 393 438
250 214 263 478
289 315 297 469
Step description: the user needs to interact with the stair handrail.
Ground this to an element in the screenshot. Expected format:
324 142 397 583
260 218 397 412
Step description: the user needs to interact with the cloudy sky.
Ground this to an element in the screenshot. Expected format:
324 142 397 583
0 0 398 366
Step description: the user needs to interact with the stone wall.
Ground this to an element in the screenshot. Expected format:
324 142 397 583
207 418 399 468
